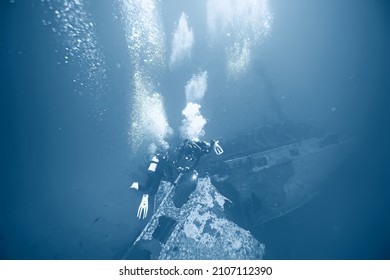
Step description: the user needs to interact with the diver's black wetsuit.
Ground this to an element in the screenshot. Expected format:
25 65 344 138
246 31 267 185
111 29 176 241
140 153 173 196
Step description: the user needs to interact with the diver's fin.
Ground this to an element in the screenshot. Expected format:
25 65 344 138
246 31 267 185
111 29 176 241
213 140 224 155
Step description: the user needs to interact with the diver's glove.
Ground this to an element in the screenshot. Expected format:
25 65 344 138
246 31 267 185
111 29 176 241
137 194 149 219
130 182 139 190
213 140 224 155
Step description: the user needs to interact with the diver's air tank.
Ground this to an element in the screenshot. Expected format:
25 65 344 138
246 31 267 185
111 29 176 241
148 156 159 172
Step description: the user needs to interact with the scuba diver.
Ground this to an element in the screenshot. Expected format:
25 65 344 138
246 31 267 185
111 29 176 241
130 139 223 219
130 151 173 219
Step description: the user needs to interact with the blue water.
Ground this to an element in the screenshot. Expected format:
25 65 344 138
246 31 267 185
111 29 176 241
1 0 389 259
